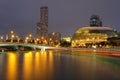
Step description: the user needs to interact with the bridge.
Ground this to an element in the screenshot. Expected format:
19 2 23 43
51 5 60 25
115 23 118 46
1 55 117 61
1 43 120 53
0 43 64 52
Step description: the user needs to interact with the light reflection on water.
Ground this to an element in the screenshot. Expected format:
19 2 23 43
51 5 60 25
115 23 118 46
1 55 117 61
0 50 120 80
22 51 54 80
6 53 19 80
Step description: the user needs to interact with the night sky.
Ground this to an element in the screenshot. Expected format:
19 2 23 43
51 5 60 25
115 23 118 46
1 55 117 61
0 0 120 38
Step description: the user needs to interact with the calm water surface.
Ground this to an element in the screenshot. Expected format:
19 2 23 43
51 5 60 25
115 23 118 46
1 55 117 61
0 50 120 80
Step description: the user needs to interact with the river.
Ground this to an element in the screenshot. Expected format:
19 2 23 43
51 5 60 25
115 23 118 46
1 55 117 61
0 50 120 80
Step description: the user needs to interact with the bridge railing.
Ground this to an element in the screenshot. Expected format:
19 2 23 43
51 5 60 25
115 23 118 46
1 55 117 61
0 43 57 52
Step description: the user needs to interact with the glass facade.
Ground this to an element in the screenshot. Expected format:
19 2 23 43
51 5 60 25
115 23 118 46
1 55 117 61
72 27 119 47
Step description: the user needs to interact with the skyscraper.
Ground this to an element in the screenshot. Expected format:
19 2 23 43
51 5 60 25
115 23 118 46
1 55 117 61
36 6 48 44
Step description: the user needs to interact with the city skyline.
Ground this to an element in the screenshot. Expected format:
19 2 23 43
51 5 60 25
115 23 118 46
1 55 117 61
0 0 120 38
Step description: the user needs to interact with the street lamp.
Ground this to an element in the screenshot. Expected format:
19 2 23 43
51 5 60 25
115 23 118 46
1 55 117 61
35 38 39 44
10 30 15 43
11 34 15 43
16 36 20 43
29 34 32 38
25 37 29 43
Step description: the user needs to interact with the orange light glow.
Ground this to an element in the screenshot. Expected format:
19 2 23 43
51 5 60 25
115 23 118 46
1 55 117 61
6 53 18 80
22 52 33 80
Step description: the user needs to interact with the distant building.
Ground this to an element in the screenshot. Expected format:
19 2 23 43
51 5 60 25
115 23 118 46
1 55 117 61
48 32 61 46
36 6 48 44
61 37 71 43
60 37 72 47
90 15 102 27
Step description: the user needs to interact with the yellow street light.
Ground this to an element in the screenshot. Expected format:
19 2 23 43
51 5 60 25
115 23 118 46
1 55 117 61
29 34 32 37
11 34 15 38
10 34 15 43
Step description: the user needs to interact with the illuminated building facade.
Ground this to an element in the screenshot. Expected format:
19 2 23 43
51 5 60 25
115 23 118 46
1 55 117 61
71 15 119 47
36 6 48 44
61 37 71 43
48 32 61 46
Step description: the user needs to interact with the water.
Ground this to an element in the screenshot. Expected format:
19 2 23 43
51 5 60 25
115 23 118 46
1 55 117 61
0 50 120 80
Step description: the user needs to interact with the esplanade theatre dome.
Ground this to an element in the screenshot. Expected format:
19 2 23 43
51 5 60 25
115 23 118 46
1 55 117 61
71 15 119 47
71 26 119 47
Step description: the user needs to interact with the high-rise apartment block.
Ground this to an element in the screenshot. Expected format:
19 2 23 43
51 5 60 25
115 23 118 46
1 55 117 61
37 6 48 42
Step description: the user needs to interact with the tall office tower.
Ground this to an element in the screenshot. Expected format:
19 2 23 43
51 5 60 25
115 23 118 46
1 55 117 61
36 6 48 44
90 15 103 27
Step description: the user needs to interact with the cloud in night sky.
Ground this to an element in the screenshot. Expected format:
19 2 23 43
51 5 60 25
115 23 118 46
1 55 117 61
0 0 120 38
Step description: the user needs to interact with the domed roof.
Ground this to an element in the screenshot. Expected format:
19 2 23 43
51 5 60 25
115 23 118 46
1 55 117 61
76 26 113 31
72 26 118 40
74 26 116 34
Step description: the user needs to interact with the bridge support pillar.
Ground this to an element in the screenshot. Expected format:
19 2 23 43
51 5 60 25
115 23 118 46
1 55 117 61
41 47 46 51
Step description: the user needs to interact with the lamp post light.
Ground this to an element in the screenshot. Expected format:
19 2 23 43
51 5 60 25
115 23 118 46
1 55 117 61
29 34 32 38
11 34 15 43
10 30 15 43
16 36 20 43
35 38 39 44
29 34 33 43
25 37 29 43
24 34 34 44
